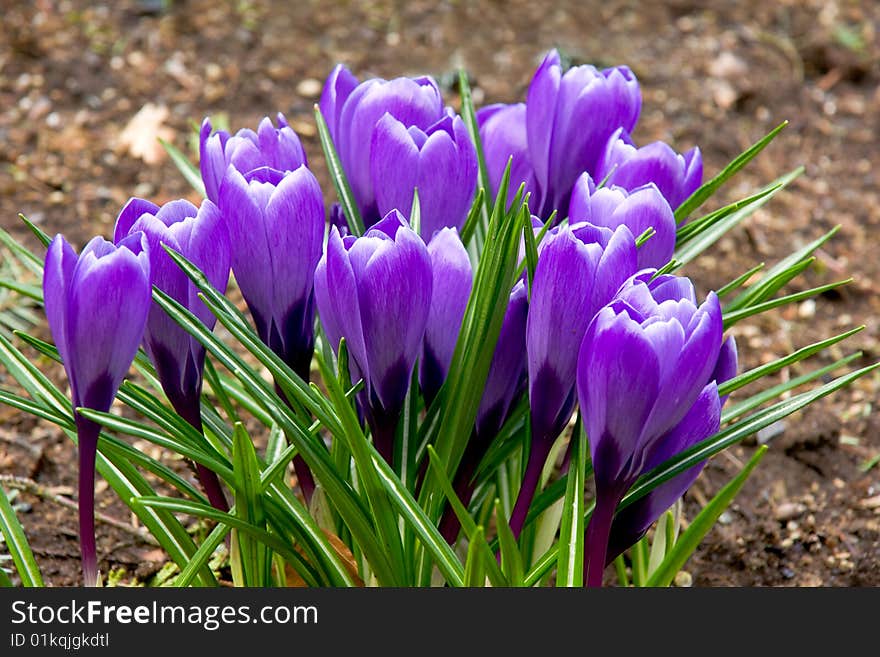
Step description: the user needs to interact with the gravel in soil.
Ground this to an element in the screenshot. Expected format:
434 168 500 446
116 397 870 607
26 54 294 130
0 0 878 586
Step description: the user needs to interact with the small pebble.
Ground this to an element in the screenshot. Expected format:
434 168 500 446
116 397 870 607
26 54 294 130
296 78 322 98
774 502 806 522
674 571 693 587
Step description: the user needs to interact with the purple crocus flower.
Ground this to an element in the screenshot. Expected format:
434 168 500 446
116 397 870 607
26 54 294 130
319 65 445 227
420 227 472 407
43 233 151 586
597 127 703 210
476 103 540 207
577 271 727 586
314 210 433 463
113 197 231 511
509 222 638 536
219 164 325 501
218 165 325 379
527 49 641 218
569 172 676 269
199 114 307 204
371 112 478 240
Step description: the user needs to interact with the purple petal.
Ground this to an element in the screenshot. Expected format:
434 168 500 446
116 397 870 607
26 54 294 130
217 166 274 335
527 226 598 441
420 228 472 404
43 235 79 371
476 280 528 439
319 64 359 143
526 50 562 209
356 225 432 414
199 119 230 203
477 103 539 209
371 113 420 223
66 235 151 411
314 227 369 391
577 306 661 487
712 335 738 405
112 198 160 244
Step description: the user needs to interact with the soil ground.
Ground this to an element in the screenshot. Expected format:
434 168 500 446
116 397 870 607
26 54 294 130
0 0 878 586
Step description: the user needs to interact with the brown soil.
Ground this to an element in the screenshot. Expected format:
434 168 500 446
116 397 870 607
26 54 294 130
1 0 878 587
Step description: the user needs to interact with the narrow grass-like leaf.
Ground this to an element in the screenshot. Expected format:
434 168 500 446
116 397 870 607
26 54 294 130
460 188 486 247
723 352 862 423
463 525 486 587
522 209 540 293
159 137 206 197
458 68 493 244
0 566 13 587
724 280 851 330
675 184 781 246
725 226 839 312
556 420 587 587
134 496 320 587
716 263 765 299
0 225 45 274
0 486 43 587
674 121 788 222
231 422 270 586
674 168 801 265
19 214 52 249
424 446 502 586
646 446 767 587
718 326 864 397
314 104 365 236
494 498 524 586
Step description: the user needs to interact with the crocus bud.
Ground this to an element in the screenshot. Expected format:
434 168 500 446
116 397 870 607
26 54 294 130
43 233 151 586
314 211 433 462
597 127 702 210
509 223 638 536
371 112 478 241
113 198 231 425
527 49 641 217
476 103 540 208
113 197 231 511
569 172 676 269
321 68 444 226
199 114 307 203
420 228 472 407
577 271 725 585
218 165 324 378
475 279 529 440
319 64 359 145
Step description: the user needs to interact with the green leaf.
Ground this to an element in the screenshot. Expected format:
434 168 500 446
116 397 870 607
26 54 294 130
718 326 864 397
134 496 320 587
231 422 270 586
556 419 587 587
724 226 840 312
314 104 365 236
19 214 52 249
646 446 768 587
675 184 781 246
0 225 45 274
0 486 43 587
494 499 524 586
716 263 765 299
463 525 487 587
159 137 206 197
674 121 788 222
674 168 802 265
522 210 540 294
723 352 861 423
457 68 493 248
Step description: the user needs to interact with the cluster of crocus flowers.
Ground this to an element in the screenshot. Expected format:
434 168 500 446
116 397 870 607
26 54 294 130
40 47 735 587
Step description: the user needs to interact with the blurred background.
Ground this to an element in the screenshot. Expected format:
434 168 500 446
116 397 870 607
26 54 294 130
0 0 878 585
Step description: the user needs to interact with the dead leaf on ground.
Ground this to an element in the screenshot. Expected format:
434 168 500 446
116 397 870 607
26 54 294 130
115 103 175 165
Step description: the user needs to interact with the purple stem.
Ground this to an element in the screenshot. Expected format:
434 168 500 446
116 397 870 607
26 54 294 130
584 493 620 588
172 396 229 513
508 440 553 539
438 451 479 544
367 409 399 467
273 382 317 503
75 415 100 587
